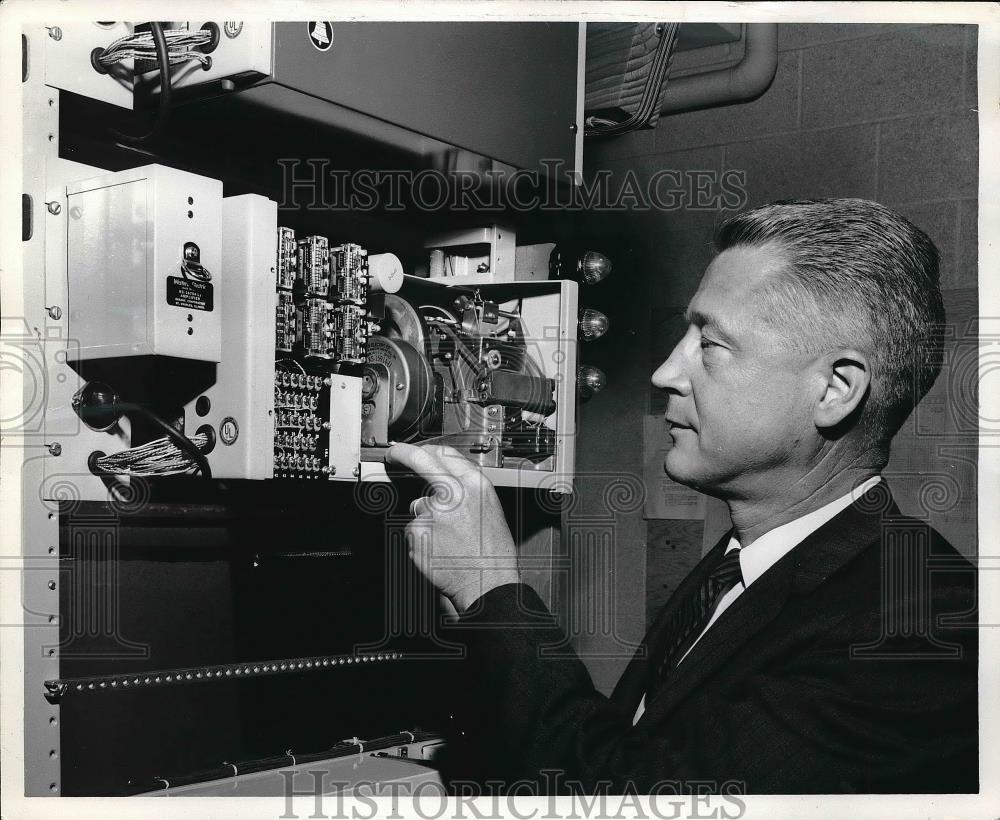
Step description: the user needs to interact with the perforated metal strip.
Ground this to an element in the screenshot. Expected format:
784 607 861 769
43 650 403 701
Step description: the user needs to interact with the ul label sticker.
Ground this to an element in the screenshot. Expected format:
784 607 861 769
308 22 333 51
220 417 239 446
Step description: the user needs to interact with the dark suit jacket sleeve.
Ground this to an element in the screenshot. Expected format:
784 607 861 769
450 580 977 793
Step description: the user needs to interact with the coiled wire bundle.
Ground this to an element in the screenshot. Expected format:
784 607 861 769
92 433 210 477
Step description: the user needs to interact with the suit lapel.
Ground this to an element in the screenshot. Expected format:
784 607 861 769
641 491 899 719
610 531 733 711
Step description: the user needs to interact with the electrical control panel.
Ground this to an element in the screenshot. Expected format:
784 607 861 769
50 165 593 499
21 19 598 800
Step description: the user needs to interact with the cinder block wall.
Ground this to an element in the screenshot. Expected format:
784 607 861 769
576 23 979 691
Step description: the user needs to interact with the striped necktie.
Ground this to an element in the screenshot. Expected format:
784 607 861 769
651 546 744 688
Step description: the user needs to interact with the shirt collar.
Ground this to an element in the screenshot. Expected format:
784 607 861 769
724 476 882 588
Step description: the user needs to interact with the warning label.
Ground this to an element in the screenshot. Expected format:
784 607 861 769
167 277 214 311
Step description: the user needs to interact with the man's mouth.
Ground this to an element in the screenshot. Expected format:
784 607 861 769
666 419 694 431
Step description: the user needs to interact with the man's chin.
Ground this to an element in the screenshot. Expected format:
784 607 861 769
664 456 727 499
663 453 701 489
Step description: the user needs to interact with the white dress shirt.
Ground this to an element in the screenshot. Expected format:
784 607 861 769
632 475 882 725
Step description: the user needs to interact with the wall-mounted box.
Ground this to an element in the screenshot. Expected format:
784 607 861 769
65 164 223 361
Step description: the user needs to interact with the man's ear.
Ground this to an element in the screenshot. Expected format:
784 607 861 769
814 349 871 430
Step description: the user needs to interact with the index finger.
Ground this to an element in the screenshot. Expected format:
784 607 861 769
385 442 463 500
384 442 440 476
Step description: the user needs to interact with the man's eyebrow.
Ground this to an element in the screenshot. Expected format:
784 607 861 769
683 308 740 342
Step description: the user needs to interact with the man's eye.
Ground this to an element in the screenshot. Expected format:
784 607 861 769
699 337 718 349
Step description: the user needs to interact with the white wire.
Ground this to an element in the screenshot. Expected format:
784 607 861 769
101 28 212 53
95 433 209 476
101 29 213 54
99 49 211 67
419 305 456 321
276 359 307 375
97 29 213 68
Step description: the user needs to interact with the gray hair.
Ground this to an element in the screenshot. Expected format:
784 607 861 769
714 198 945 457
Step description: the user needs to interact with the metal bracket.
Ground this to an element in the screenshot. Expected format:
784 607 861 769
43 680 68 703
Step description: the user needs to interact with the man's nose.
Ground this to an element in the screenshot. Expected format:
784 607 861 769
651 338 691 396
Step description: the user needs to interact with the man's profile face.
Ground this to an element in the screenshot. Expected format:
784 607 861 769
651 244 825 497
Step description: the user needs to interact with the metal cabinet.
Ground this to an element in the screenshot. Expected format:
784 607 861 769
265 22 583 173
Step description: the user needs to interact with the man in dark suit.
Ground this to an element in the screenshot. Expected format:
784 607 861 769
386 199 978 794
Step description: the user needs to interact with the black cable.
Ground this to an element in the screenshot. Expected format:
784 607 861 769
117 402 212 478
585 23 679 137
427 318 480 370
109 22 172 145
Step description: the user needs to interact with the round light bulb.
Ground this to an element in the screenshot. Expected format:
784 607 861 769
578 251 613 285
578 308 610 341
577 365 607 397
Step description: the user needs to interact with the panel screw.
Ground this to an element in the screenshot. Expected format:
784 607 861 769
570 123 578 134
47 27 62 41
45 306 62 320
46 201 61 215
47 443 62 457
395 383 404 390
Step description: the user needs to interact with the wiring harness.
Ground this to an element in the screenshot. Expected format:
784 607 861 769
90 22 220 144
93 26 215 70
75 382 213 478
91 432 210 477
585 22 680 137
